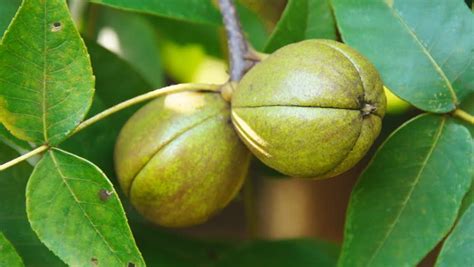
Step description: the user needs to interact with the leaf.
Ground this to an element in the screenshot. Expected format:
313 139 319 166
26 148 145 266
96 8 164 87
0 0 95 145
89 0 222 25
0 141 65 266
0 123 32 152
0 0 20 39
339 114 473 267
61 41 151 176
265 0 337 52
460 183 474 215
0 232 24 267
332 0 474 113
456 93 474 215
215 239 339 267
435 204 474 267
237 3 270 51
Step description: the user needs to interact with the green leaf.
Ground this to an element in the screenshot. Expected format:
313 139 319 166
265 0 337 52
435 204 474 267
0 123 32 152
26 148 145 266
61 41 151 176
89 0 222 25
150 2 268 57
460 183 474 215
96 8 164 87
332 0 474 113
0 142 64 266
0 0 94 145
0 0 20 39
215 239 339 267
237 3 270 51
339 114 473 267
0 233 24 267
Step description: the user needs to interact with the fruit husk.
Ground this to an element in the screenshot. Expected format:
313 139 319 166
231 39 386 178
115 91 251 227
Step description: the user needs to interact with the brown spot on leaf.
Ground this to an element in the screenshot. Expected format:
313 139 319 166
91 258 98 266
98 189 113 201
128 263 135 267
51 22 62 32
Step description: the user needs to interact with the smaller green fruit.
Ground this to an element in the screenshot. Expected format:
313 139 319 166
115 91 250 227
231 39 386 178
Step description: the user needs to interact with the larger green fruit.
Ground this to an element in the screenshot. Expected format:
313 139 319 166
231 39 386 178
115 91 251 227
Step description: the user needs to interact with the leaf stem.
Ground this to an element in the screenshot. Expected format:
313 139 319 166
72 83 221 134
453 108 474 125
0 145 49 171
0 83 221 171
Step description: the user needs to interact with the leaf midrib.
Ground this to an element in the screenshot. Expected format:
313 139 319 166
365 116 446 265
387 1 458 105
41 0 48 142
49 150 125 265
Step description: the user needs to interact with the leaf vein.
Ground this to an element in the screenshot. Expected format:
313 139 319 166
365 116 446 265
387 4 458 105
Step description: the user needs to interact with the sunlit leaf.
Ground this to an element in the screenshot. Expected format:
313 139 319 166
0 0 94 144
26 148 145 266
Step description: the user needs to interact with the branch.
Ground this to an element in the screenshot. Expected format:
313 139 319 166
218 0 250 81
0 83 221 171
72 83 221 134
453 108 474 125
0 145 48 171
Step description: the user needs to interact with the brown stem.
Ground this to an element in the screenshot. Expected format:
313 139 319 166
218 0 250 81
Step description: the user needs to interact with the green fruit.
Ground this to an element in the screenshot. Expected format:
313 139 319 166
115 91 251 227
231 39 386 178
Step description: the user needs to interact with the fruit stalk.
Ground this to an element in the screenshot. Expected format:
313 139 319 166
0 83 221 171
453 108 474 125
